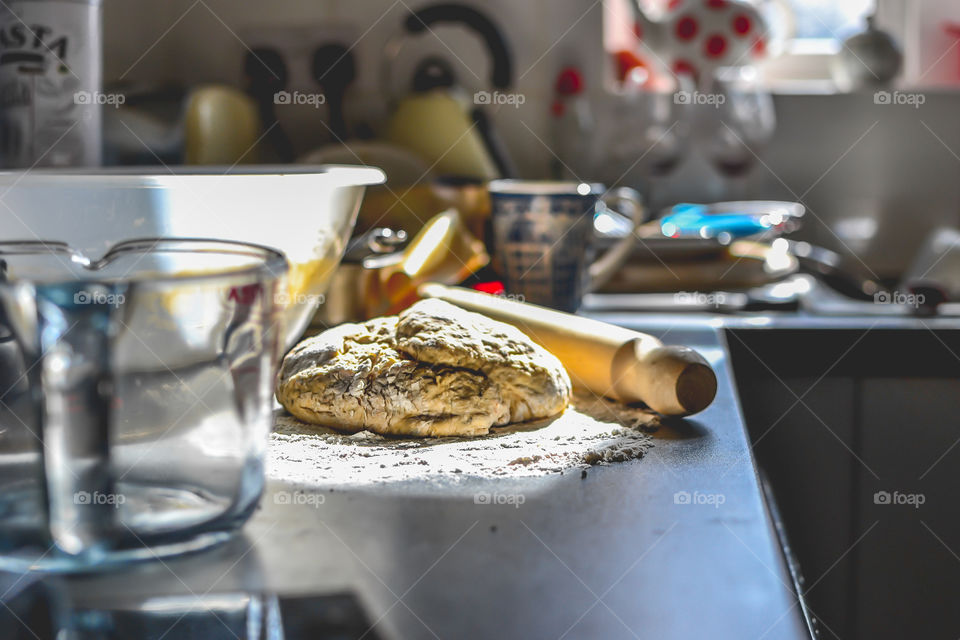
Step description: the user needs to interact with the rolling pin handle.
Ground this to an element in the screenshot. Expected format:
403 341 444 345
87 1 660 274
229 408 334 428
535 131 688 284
613 341 717 416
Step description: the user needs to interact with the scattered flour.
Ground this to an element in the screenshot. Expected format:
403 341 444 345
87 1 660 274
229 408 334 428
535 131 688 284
268 392 659 486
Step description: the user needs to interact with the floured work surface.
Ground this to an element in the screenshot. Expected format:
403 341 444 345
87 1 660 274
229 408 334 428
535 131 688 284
268 392 659 487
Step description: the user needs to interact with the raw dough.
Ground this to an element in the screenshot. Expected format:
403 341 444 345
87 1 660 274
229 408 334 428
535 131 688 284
276 299 572 436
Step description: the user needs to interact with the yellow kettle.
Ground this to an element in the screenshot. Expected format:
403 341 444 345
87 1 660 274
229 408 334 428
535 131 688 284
385 59 499 180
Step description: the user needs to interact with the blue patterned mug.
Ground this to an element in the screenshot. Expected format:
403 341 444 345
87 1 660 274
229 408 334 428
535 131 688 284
488 181 644 311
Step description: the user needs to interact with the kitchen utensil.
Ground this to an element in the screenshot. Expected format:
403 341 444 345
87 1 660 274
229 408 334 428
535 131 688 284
470 97 516 179
183 85 261 165
832 13 901 89
313 209 487 327
584 274 807 313
901 227 960 302
597 200 805 256
309 227 408 328
405 2 516 178
343 227 409 262
385 58 498 180
244 47 294 163
785 239 882 301
420 284 717 416
383 2 514 180
659 201 800 241
0 238 287 571
488 181 645 312
598 239 798 294
660 205 768 239
0 166 385 349
796 276 927 316
381 208 488 314
312 43 356 141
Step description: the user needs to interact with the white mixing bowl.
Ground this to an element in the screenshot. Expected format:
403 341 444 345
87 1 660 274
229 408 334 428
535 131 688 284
0 165 385 347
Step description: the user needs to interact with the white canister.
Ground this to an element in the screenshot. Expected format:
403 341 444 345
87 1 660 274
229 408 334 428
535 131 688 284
0 0 102 168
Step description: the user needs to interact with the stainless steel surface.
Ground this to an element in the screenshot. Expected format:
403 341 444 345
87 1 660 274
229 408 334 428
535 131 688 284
584 273 808 313
902 226 960 300
20 321 812 640
0 166 385 347
341 227 408 263
785 240 882 300
760 470 818 639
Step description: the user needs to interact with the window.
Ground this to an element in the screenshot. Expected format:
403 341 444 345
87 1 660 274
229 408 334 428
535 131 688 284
789 0 875 41
759 0 886 87
612 0 903 89
782 0 876 54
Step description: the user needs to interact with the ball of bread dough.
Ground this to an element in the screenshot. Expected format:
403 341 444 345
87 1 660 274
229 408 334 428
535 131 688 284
276 299 571 436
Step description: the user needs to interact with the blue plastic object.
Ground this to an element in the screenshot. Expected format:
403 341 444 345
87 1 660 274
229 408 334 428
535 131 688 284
660 203 771 240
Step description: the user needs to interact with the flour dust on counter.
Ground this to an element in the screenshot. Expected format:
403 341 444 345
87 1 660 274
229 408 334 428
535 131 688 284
268 393 659 486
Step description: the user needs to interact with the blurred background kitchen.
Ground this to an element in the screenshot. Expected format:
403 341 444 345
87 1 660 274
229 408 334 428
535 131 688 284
94 0 960 280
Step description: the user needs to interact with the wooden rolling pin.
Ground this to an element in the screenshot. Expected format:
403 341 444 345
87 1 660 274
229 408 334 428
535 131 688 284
420 284 717 416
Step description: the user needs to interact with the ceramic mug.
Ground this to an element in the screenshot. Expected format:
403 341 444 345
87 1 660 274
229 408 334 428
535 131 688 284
488 180 643 311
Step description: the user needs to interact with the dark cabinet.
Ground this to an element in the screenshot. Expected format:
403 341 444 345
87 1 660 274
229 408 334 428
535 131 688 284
728 328 960 640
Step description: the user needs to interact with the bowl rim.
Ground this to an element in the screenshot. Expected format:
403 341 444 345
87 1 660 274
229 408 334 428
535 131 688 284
0 164 386 188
